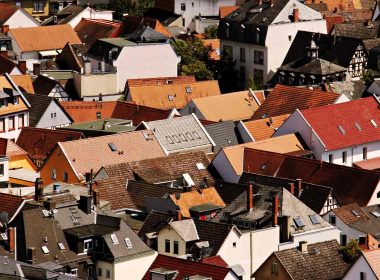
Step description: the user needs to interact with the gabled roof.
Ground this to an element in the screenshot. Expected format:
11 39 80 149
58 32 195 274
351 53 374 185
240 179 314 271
331 203 369 225
118 15 173 38
244 114 290 141
251 84 338 119
334 21 380 39
0 192 25 221
128 151 214 187
128 80 221 110
57 130 166 180
219 5 240 18
204 121 241 152
299 96 380 151
32 74 62 96
278 57 347 76
362 249 380 279
6 138 28 157
169 219 199 242
16 127 82 162
10 75 34 94
299 184 335 214
138 210 172 239
264 240 349 280
127 76 196 87
0 3 20 24
126 25 169 43
8 25 81 52
241 148 380 206
189 90 263 121
143 254 233 280
0 55 18 75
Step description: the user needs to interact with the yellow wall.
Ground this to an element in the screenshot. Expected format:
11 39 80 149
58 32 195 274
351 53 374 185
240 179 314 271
157 227 187 257
21 0 49 18
10 154 37 171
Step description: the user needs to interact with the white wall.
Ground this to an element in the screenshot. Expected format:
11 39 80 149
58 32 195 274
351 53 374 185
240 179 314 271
0 112 28 141
343 255 377 280
5 10 40 28
113 251 157 280
68 7 114 28
35 101 72 129
211 149 240 183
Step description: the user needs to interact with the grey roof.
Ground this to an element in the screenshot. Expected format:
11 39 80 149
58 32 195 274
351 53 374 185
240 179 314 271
169 219 199 242
126 25 169 43
278 57 347 76
39 182 89 200
204 121 240 152
350 204 380 240
327 80 366 100
334 21 380 40
145 115 215 153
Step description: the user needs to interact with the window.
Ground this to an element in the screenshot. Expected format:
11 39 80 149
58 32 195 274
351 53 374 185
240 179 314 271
363 147 368 160
254 51 264 65
165 239 170 253
173 241 179 254
98 268 102 276
125 238 132 249
359 236 366 245
341 234 347 246
181 3 186 11
232 242 236 248
96 112 101 119
377 191 380 198
18 114 24 128
226 26 230 38
360 272 367 280
110 234 119 244
84 239 93 252
41 245 49 254
106 269 111 278
271 262 278 274
58 242 65 250
240 66 245 82
328 154 333 163
0 165 4 176
342 151 347 163
288 35 292 41
309 214 320 224
293 217 305 228
8 116 14 130
51 169 56 180
14 97 18 104
33 0 44 12
0 118 4 132
240 48 245 62
329 215 336 225
70 269 78 276
63 172 68 182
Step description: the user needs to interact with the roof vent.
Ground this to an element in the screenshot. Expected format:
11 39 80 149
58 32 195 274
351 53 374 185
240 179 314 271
110 234 119 245
182 173 195 187
185 86 192 94
41 246 49 254
352 210 360 217
196 162 205 170
371 119 378 127
108 142 117 152
58 242 65 250
125 238 132 249
337 125 346 135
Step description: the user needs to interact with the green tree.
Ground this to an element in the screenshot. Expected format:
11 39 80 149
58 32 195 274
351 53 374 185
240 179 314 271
108 0 154 19
339 240 361 263
204 25 219 39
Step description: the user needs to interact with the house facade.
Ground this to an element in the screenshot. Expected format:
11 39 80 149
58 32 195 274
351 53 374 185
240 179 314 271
218 0 327 84
0 3 40 28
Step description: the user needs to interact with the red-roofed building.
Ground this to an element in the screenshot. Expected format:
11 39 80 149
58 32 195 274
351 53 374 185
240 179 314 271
325 14 344 33
274 96 380 167
0 192 26 222
143 254 239 280
220 6 240 18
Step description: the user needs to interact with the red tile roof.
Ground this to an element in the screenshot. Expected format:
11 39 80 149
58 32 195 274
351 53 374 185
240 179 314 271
354 157 380 171
219 6 240 18
0 3 19 24
127 76 196 87
16 127 83 162
325 15 344 33
251 85 338 119
300 96 380 151
60 101 171 125
199 256 228 267
142 254 233 280
0 192 24 219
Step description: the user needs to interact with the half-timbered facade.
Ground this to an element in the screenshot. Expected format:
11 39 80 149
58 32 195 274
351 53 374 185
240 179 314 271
349 45 367 77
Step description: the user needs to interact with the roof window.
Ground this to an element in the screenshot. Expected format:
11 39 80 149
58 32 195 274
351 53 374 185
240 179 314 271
0 233 7 240
293 217 305 228
371 211 380 218
110 234 119 245
108 142 117 152
196 162 205 170
125 238 132 249
352 210 360 217
371 119 378 127
58 242 65 250
309 214 320 225
168 94 175 101
185 86 192 94
41 246 49 254
337 125 346 135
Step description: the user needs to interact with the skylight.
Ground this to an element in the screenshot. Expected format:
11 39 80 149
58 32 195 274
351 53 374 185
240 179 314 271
0 233 7 240
41 246 49 254
185 86 192 94
110 234 119 245
337 125 346 135
196 163 205 170
108 142 117 152
125 238 132 249
352 210 360 217
168 94 175 101
58 242 65 250
293 217 305 228
42 209 50 218
371 119 378 128
371 211 380 218
355 122 362 131
309 214 320 225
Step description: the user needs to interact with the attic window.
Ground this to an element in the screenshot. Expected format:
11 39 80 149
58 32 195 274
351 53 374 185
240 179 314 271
58 242 65 250
108 143 117 152
96 112 101 119
185 86 192 94
168 94 175 101
293 217 305 228
337 125 346 135
0 233 7 240
196 163 205 170
41 246 49 254
371 211 380 218
355 122 362 131
371 119 378 127
110 234 119 244
42 209 50 218
309 214 320 224
166 80 173 85
125 238 132 249
351 210 360 217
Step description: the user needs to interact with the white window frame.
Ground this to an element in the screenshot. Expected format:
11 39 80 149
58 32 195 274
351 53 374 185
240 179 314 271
84 239 93 253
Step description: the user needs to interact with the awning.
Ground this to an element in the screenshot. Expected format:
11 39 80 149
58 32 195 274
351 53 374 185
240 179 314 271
39 50 60 57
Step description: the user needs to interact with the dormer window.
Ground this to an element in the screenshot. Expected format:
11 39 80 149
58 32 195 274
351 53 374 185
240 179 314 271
84 239 93 253
0 99 6 108
13 97 18 105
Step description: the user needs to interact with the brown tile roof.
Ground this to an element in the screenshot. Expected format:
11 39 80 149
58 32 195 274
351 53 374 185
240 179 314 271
118 15 173 38
0 192 24 219
16 127 83 162
190 90 262 121
60 101 171 124
128 80 221 110
325 14 344 33
170 187 225 218
363 248 380 278
128 151 214 186
0 3 18 24
332 203 370 225
0 55 17 75
251 85 338 120
8 25 82 52
354 157 380 171
138 210 172 239
244 114 290 141
6 139 27 157
219 5 240 18
10 75 35 94
270 240 349 280
127 76 196 87
58 130 167 180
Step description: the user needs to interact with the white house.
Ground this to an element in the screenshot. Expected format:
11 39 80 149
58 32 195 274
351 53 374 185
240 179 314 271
343 249 380 280
0 4 40 29
84 27 180 95
218 0 327 84
274 96 380 167
57 5 113 28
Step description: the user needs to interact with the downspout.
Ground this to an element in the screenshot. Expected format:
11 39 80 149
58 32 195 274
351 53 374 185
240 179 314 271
250 231 253 278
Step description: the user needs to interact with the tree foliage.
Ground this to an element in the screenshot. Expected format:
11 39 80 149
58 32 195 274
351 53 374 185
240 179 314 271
108 0 154 19
204 25 219 39
339 240 361 263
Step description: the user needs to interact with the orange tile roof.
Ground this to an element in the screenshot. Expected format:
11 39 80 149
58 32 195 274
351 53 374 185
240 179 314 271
191 90 262 121
128 80 221 110
127 76 196 87
353 157 380 171
220 6 239 18
6 139 27 157
170 187 225 218
59 130 167 180
332 203 369 225
203 39 220 60
0 3 19 23
360 234 380 251
363 249 380 278
8 25 82 52
154 20 173 38
244 114 290 141
11 75 35 94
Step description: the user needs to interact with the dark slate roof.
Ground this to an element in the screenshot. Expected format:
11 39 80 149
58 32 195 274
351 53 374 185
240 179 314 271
125 25 168 43
23 93 72 127
138 210 172 239
204 121 241 152
32 75 60 96
270 240 349 280
334 21 380 40
278 57 347 75
299 183 334 214
0 54 17 75
282 31 365 68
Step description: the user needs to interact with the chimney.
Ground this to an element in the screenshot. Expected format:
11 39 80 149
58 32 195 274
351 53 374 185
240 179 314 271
93 190 99 206
1 25 9 35
7 227 15 252
33 63 41 76
299 241 308 253
272 193 279 226
18 61 27 74
296 179 302 197
27 247 35 265
43 199 56 211
0 51 7 58
176 208 182 221
269 0 274 6
293 8 299 22
79 195 92 214
34 178 43 201
247 183 254 211
288 183 295 195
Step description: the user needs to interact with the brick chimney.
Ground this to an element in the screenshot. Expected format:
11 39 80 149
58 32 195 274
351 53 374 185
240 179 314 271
27 247 35 265
35 178 43 201
296 178 302 197
293 8 299 22
176 208 182 221
272 193 279 226
18 61 27 74
288 183 295 195
7 227 15 252
247 183 254 211
33 63 41 76
1 25 9 35
299 241 308 253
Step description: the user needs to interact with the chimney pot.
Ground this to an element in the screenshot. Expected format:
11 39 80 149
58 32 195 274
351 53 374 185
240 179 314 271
272 193 279 226
79 195 92 214
288 183 295 195
27 247 36 265
293 8 299 22
299 241 308 253
7 227 15 252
